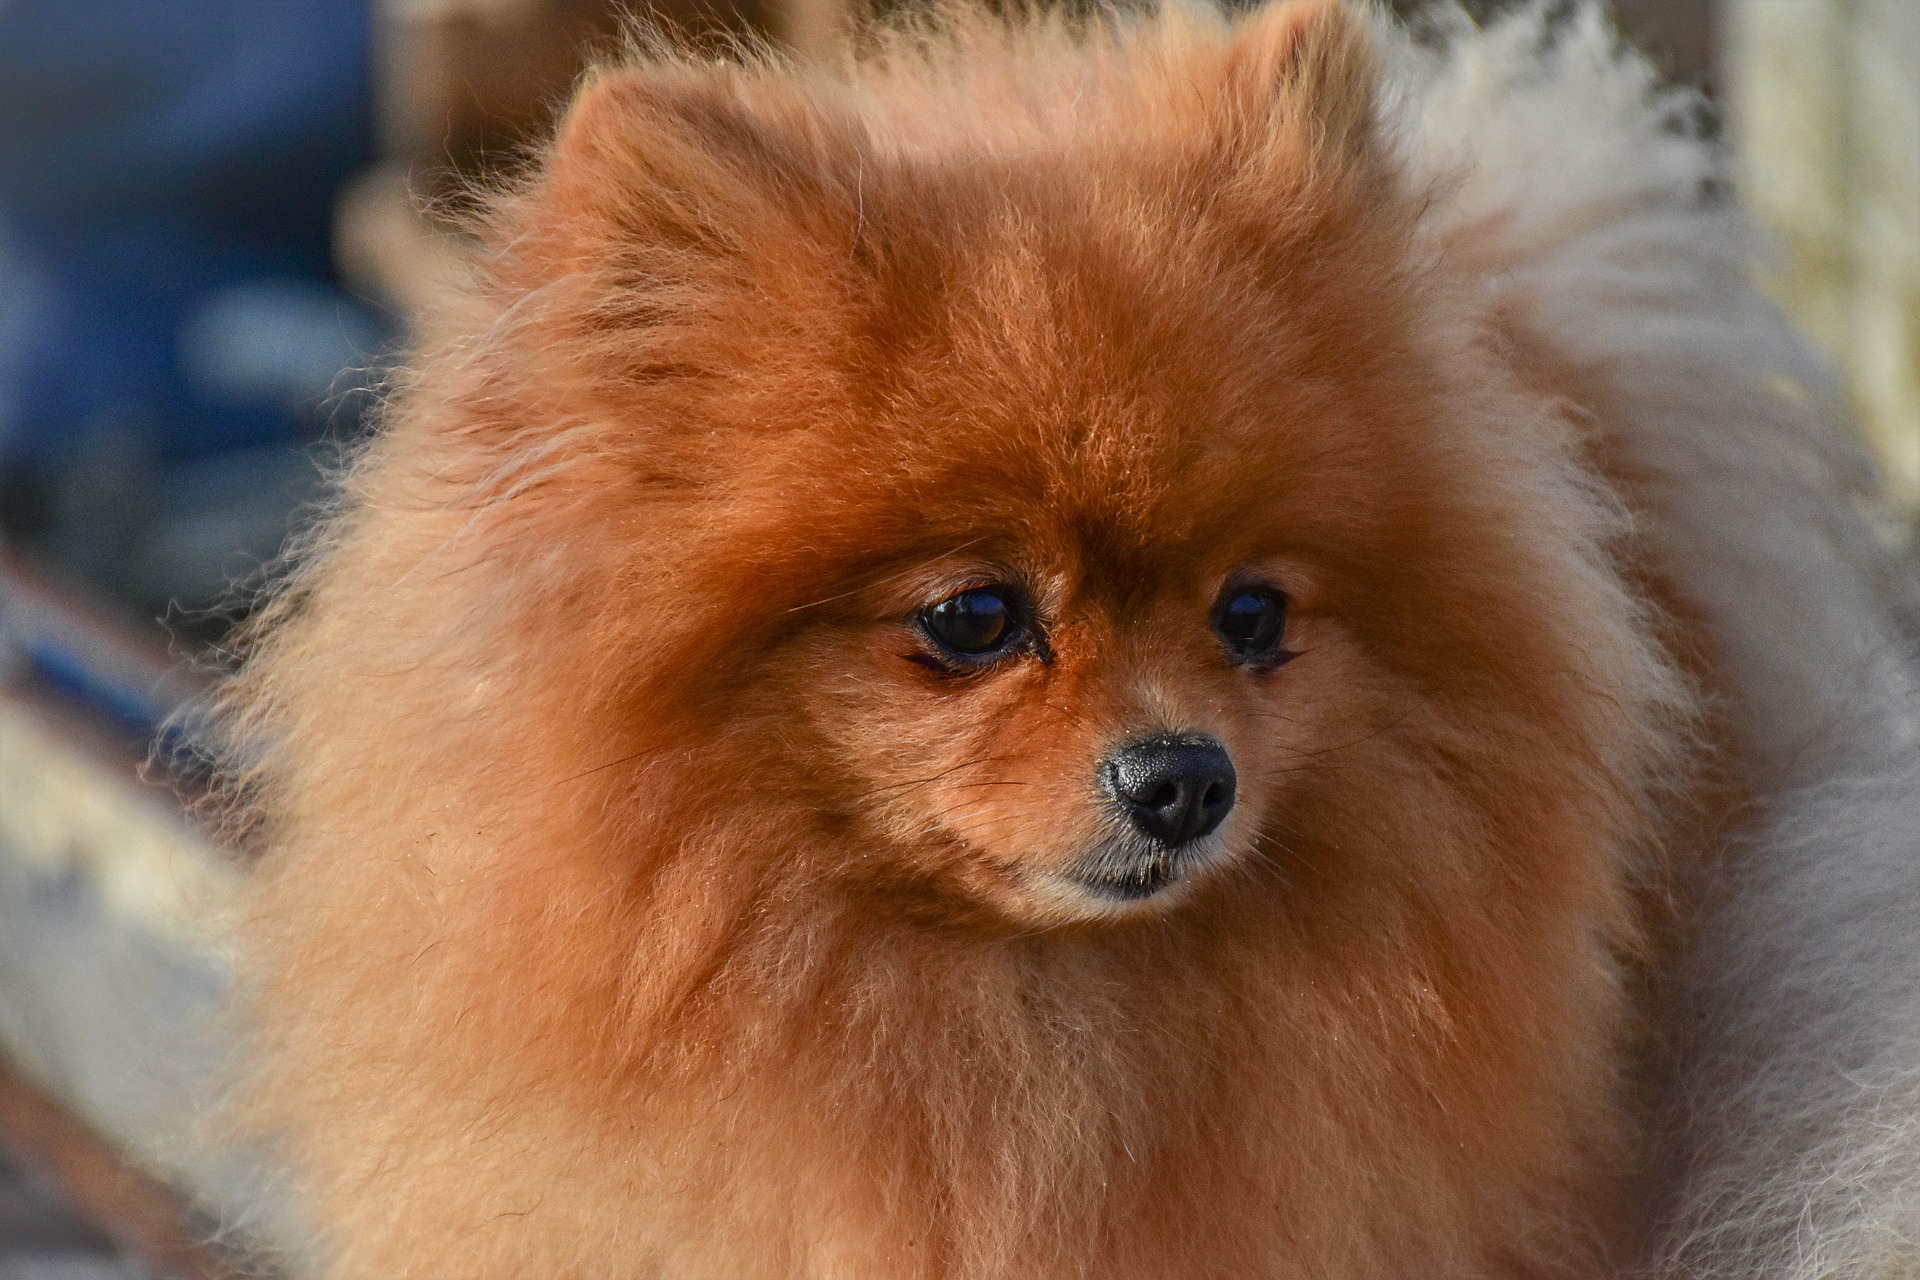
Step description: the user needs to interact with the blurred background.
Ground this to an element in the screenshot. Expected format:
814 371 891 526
0 0 1912 1275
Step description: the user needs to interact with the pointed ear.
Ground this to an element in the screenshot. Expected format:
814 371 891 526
539 61 838 256
1215 0 1381 176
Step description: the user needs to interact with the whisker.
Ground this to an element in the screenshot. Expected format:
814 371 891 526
854 752 1014 802
1282 710 1418 760
548 749 654 788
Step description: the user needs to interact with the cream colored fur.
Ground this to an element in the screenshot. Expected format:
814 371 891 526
1401 5 1920 1274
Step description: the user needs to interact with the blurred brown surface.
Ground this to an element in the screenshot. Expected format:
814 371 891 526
1614 0 1715 90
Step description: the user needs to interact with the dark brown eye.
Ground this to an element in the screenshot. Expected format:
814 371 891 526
1213 586 1288 663
920 587 1019 659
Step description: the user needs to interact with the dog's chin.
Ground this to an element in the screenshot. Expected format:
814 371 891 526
1022 836 1232 925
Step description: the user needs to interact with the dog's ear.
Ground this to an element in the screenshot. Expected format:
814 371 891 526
538 61 846 258
1212 0 1381 180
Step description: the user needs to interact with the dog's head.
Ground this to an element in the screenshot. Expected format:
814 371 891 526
409 0 1670 945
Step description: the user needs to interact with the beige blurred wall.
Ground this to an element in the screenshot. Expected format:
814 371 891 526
1723 0 1920 519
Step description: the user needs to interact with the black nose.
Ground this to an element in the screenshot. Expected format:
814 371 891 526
1104 736 1236 848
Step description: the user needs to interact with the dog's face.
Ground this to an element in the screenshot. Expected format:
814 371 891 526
456 1 1655 944
756 262 1424 931
780 395 1338 926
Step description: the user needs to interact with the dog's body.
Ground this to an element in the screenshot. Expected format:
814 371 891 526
222 3 1920 1277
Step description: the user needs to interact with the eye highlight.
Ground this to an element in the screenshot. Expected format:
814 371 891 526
918 586 1026 663
1213 585 1290 665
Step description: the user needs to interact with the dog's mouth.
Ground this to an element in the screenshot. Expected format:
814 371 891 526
1069 856 1185 901
1035 833 1232 918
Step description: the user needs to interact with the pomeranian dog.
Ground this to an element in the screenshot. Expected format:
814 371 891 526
219 1 1920 1276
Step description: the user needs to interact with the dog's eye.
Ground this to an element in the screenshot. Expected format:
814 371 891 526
920 587 1019 658
1213 586 1288 663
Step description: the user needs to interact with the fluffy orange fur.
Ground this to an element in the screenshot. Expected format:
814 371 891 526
224 3 1699 1275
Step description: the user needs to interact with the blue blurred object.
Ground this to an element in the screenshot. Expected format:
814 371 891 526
0 0 376 461
0 0 384 620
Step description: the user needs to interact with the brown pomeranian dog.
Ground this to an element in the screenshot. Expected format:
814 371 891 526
219 1 1920 1277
